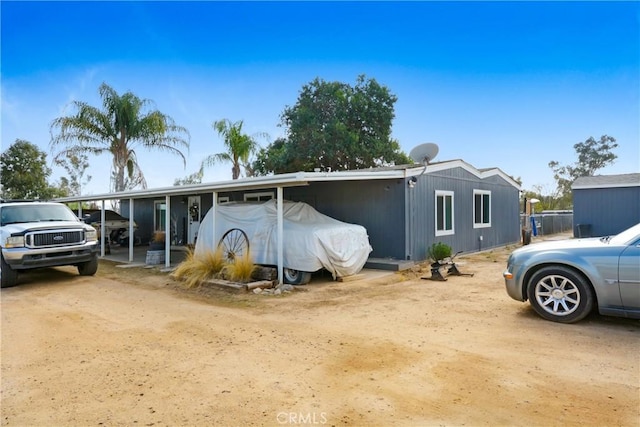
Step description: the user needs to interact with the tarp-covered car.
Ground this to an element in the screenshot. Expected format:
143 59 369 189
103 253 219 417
195 200 372 284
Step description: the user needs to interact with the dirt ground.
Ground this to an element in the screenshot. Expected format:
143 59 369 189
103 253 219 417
1 241 638 426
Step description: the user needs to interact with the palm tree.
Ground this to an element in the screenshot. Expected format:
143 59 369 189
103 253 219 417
202 119 265 180
50 83 190 192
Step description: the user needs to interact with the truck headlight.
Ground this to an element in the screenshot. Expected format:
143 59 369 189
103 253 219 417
85 230 98 242
5 236 25 248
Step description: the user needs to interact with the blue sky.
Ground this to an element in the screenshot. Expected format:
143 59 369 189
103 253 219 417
2 1 639 196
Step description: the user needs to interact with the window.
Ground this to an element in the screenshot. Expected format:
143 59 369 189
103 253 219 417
244 192 273 202
435 190 454 236
218 196 230 204
473 190 491 228
154 201 166 231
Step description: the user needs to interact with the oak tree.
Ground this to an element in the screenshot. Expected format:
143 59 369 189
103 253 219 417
253 75 410 175
549 135 618 201
1 140 62 200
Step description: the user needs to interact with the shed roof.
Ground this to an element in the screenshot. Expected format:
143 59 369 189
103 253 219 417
56 159 520 203
572 173 640 190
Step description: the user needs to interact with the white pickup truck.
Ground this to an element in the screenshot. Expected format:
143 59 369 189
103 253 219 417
0 200 99 288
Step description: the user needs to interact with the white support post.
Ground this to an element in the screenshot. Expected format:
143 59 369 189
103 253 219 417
128 198 134 262
212 191 217 246
100 200 106 257
165 195 171 268
277 187 284 285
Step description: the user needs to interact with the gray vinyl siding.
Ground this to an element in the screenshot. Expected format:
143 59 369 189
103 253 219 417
573 187 640 237
409 168 520 260
288 168 519 261
121 199 155 243
169 196 190 245
285 180 407 260
218 181 407 259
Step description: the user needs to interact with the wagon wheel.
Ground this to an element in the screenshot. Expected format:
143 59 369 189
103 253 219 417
217 228 250 262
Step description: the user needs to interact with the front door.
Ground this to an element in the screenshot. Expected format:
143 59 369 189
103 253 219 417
188 196 201 244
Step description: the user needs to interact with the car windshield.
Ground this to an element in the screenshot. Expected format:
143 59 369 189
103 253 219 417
607 223 640 245
0 204 79 226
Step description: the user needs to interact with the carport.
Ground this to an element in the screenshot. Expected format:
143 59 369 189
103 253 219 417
56 169 416 284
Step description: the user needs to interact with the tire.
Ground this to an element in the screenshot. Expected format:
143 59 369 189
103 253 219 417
283 268 312 285
77 254 98 276
1 254 19 288
526 266 594 323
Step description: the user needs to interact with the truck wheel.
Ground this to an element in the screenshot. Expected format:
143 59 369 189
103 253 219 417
1 254 19 288
78 254 98 276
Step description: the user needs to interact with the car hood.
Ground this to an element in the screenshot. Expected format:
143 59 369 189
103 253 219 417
2 221 93 235
512 237 605 255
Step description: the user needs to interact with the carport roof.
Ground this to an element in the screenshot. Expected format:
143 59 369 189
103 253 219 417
56 160 520 203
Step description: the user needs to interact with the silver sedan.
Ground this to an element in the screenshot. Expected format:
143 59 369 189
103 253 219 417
504 223 640 323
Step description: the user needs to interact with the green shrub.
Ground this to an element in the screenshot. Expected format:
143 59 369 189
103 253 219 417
427 242 452 262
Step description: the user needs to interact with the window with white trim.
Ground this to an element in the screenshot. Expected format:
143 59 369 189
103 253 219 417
473 190 491 228
154 201 166 231
244 192 273 202
435 190 454 236
218 196 230 204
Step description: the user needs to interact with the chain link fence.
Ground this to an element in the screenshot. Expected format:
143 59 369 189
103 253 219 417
520 213 573 236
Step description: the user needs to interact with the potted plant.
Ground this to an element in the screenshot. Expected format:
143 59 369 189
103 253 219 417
149 231 166 251
426 242 453 281
427 242 452 264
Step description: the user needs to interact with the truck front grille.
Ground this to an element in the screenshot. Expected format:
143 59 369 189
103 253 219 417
26 230 85 248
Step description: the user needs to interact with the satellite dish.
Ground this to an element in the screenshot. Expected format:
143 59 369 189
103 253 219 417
410 143 439 165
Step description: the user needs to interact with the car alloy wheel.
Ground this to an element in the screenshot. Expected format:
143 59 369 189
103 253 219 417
526 266 594 323
535 274 580 315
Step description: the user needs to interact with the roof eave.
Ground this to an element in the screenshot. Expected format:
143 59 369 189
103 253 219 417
56 161 521 203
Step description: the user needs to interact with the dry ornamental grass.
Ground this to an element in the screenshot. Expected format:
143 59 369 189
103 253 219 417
173 247 255 288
